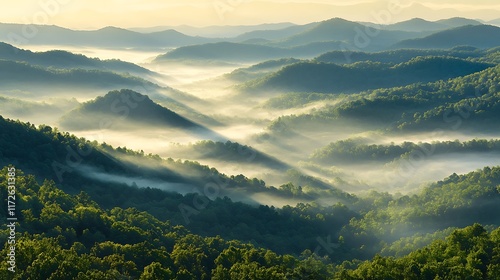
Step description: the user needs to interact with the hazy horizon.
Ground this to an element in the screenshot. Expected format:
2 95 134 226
2 0 500 30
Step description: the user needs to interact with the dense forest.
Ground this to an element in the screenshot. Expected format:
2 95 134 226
241 57 493 94
2 165 499 279
2 12 500 279
2 118 500 278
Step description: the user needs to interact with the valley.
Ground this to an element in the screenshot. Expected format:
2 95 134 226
1 11 500 279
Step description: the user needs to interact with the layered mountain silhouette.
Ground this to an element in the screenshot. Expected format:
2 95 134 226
0 24 214 48
394 25 500 49
274 18 421 50
382 17 482 32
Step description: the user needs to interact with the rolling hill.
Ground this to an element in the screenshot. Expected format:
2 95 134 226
393 25 500 49
59 89 203 131
154 40 354 63
225 58 303 82
241 57 493 94
315 48 484 64
0 60 157 93
0 42 152 75
154 42 286 62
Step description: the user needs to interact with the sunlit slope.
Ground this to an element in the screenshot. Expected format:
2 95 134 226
240 57 492 93
315 47 484 64
0 116 354 204
264 64 500 132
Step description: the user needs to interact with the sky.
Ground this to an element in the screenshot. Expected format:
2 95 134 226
2 0 500 29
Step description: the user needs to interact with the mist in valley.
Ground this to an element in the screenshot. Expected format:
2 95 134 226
3 41 500 205
1 20 499 228
3 8 500 278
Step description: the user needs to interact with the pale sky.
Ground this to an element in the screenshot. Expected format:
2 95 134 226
2 0 499 29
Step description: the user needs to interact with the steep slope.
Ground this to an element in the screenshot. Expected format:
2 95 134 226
393 25 500 49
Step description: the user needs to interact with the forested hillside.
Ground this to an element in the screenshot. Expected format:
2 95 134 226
2 9 500 279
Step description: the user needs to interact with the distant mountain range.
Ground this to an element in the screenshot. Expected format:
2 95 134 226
154 42 287 63
489 18 500 26
272 18 423 50
0 24 215 48
394 25 500 49
1 17 495 53
130 23 297 38
381 17 482 32
234 23 318 42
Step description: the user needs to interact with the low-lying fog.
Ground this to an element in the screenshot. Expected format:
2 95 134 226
23 45 168 64
5 45 500 205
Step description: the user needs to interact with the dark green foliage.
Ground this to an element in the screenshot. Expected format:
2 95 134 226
242 57 492 93
315 48 483 65
335 224 500 279
340 166 500 257
311 139 500 165
266 64 500 133
0 60 156 91
59 89 202 130
2 169 498 279
0 169 336 279
0 116 357 258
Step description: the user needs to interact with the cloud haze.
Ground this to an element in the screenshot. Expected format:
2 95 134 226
2 0 499 29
